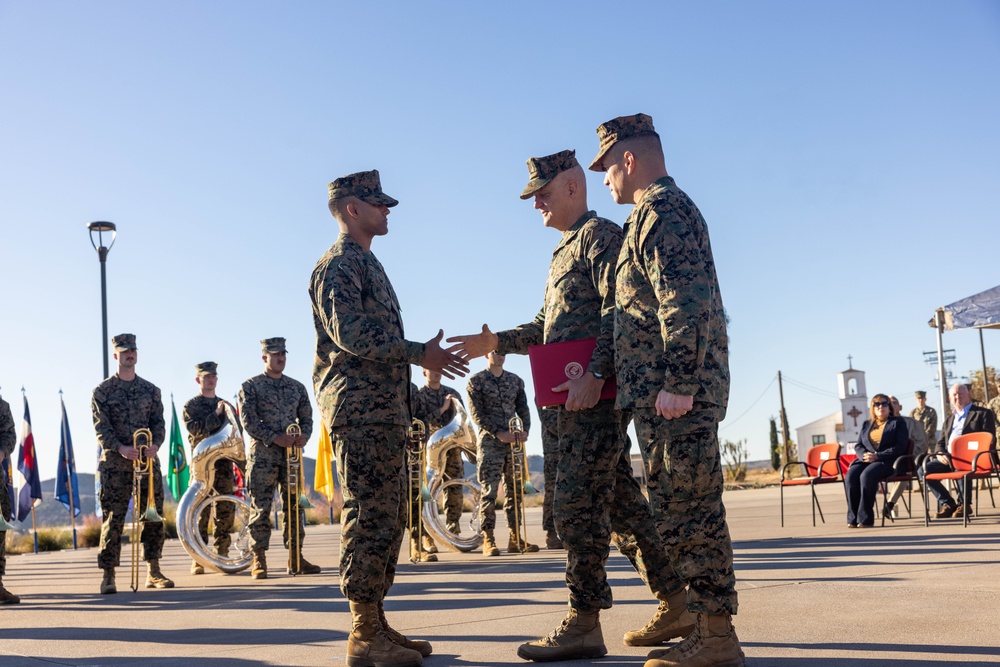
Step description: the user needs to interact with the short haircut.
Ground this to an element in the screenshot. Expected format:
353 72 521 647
615 132 664 164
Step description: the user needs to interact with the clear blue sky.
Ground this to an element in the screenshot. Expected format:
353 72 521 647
1 1 998 484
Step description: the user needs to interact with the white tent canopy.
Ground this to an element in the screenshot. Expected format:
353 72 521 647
930 284 1000 408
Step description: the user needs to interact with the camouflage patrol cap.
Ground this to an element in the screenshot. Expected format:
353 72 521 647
112 333 137 351
588 113 659 171
328 169 399 208
261 337 287 354
915 390 927 398
520 149 580 200
195 361 218 376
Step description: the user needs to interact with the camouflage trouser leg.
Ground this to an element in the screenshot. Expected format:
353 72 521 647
197 459 237 553
443 448 464 527
97 460 166 569
554 403 619 611
0 477 10 577
609 420 683 600
477 438 516 533
247 446 304 553
539 407 560 533
631 407 738 616
333 424 407 603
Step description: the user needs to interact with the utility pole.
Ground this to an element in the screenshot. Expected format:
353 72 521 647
778 370 791 464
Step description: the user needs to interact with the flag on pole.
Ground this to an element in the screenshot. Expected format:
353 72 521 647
314 425 335 502
55 393 81 517
165 396 190 502
16 393 43 522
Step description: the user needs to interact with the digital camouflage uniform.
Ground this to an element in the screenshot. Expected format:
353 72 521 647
413 384 465 530
92 374 167 569
496 202 673 612
614 174 737 616
910 404 938 451
988 396 1000 446
238 373 312 553
310 232 424 603
183 394 237 552
466 368 530 534
536 406 559 534
0 397 15 578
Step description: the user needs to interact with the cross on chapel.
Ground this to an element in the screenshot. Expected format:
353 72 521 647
847 405 862 427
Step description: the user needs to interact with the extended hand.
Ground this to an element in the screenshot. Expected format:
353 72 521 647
655 391 693 420
553 372 605 412
446 324 499 360
423 330 470 380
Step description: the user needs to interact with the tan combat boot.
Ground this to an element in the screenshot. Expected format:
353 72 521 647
378 599 433 657
624 589 697 646
421 534 438 554
145 559 175 589
644 613 746 667
288 548 322 574
545 530 563 550
100 567 117 594
252 549 267 580
346 600 423 667
507 530 539 553
191 560 205 575
482 530 500 557
410 537 438 562
0 578 20 604
517 608 608 661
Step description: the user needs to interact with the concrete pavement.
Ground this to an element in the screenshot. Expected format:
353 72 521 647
2 482 999 666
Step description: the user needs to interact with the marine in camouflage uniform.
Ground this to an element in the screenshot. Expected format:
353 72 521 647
0 393 19 603
182 361 237 573
466 356 534 555
451 150 678 660
910 391 938 448
987 395 1000 446
313 169 466 665
91 333 173 593
413 372 466 535
536 405 560 546
238 338 317 577
591 114 745 666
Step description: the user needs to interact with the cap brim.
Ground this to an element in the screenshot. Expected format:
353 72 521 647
363 192 399 208
588 147 611 172
519 177 551 200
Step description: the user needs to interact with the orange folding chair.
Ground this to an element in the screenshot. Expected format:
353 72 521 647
780 443 842 527
878 439 922 526
922 432 998 527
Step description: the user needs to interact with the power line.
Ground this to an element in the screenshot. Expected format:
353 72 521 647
781 375 839 398
720 374 777 431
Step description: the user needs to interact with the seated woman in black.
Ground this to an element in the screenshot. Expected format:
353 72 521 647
845 394 909 527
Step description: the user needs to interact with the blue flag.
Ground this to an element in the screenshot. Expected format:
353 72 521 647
16 394 43 522
55 395 81 517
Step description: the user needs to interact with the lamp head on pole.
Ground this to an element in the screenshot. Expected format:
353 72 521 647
87 221 117 261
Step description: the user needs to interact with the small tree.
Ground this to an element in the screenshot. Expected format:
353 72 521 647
769 417 781 471
969 366 1000 404
721 439 748 483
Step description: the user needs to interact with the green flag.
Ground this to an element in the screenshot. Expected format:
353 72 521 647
166 396 190 502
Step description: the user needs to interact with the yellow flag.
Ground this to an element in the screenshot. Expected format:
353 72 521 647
314 426 335 502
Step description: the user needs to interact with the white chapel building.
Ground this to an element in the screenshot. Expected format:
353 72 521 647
794 366 870 460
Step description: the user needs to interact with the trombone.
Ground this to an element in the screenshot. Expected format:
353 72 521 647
407 419 429 563
507 415 530 553
130 428 163 592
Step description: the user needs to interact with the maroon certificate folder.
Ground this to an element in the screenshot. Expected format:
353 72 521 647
527 338 617 407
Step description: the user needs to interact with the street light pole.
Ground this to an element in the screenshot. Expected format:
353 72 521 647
88 222 117 378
